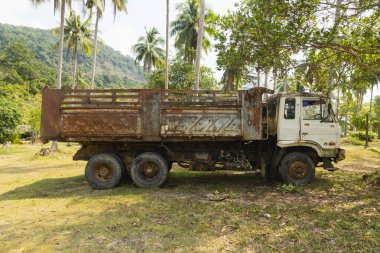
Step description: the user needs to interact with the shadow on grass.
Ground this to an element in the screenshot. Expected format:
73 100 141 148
0 170 270 201
0 168 349 202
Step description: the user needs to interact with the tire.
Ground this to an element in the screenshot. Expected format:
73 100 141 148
109 153 129 181
130 152 169 188
85 153 123 189
279 152 315 185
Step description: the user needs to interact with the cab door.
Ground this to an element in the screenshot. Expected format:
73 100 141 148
277 97 301 142
300 98 340 149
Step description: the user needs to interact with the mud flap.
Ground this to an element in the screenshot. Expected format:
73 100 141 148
261 158 276 183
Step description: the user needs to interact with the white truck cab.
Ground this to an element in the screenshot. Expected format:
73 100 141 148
267 92 345 184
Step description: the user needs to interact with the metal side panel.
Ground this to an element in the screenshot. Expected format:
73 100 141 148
60 109 142 137
141 91 162 141
41 87 65 140
161 109 242 137
241 90 263 140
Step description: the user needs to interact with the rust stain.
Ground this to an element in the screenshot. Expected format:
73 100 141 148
41 87 270 142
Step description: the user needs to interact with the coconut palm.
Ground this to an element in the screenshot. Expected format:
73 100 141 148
61 10 94 88
194 0 205 90
170 0 214 64
31 0 72 152
165 0 170 89
132 27 165 74
86 0 127 89
31 0 72 89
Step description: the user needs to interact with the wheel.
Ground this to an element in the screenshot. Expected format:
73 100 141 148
109 153 129 181
279 152 315 185
85 153 123 189
130 152 169 188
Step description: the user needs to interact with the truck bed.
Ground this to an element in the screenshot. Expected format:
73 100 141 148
41 87 270 143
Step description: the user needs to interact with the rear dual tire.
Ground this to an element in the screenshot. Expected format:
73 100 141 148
85 153 124 189
130 152 169 188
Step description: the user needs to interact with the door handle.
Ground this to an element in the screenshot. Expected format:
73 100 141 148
304 123 309 126
302 133 308 135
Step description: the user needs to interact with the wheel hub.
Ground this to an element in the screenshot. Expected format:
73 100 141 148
93 164 113 182
142 162 159 178
289 161 307 179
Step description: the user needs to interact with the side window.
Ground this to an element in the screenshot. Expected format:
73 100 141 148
284 98 295 119
302 99 323 120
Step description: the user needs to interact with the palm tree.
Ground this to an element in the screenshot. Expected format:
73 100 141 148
132 27 165 74
170 0 214 64
165 0 170 89
61 10 94 88
194 0 205 90
31 0 70 89
86 0 127 89
31 0 71 152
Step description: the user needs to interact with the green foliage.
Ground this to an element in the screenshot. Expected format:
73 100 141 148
60 10 94 57
0 42 56 94
349 131 376 142
341 137 365 146
0 23 144 88
132 27 165 73
350 109 368 130
0 97 22 143
171 0 215 64
147 58 218 90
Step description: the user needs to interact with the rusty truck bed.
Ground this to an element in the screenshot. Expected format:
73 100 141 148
41 87 270 143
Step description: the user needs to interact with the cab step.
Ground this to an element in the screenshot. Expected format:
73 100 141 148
323 158 339 172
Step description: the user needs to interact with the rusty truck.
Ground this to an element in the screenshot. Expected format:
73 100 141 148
41 87 345 189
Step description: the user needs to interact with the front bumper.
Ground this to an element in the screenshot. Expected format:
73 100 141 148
334 148 345 163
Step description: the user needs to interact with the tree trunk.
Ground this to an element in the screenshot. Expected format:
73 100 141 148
273 66 277 92
256 67 260 87
284 72 288 92
336 85 340 118
194 0 205 90
165 0 170 90
369 83 374 115
72 43 78 89
264 68 270 101
57 0 65 89
264 68 269 89
344 97 349 137
51 140 58 152
359 89 365 111
91 9 100 89
227 71 234 91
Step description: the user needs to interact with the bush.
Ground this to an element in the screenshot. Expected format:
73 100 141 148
0 97 22 143
341 137 364 146
348 131 376 141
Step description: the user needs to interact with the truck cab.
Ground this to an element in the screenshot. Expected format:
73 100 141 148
266 92 345 184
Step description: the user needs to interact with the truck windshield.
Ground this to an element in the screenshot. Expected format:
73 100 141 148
302 98 333 122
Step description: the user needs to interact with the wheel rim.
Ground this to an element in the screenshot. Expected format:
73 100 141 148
289 161 308 180
139 162 159 180
93 163 114 182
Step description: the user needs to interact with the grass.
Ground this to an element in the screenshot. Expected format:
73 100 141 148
0 143 379 252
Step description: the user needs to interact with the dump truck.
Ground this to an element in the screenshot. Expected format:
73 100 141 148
41 87 345 189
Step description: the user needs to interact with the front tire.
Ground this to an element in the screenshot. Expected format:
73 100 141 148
130 152 169 188
85 153 123 189
279 152 315 185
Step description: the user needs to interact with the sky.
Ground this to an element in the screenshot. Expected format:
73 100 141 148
0 0 378 100
0 0 237 79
